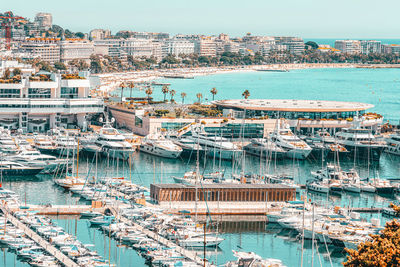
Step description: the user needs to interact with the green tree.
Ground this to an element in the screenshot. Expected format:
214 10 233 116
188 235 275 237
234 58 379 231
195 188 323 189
127 81 135 99
170 89 176 102
305 41 319 50
145 86 153 101
54 62 67 70
210 87 218 101
196 93 203 103
3 68 10 79
75 32 85 39
119 82 126 102
181 92 187 104
162 85 169 101
12 68 21 76
242 89 250 99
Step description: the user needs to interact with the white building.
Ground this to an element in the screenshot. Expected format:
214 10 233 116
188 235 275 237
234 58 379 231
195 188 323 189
89 29 111 41
360 40 381 55
194 38 216 57
334 40 361 54
162 39 195 57
119 38 162 60
274 37 305 55
20 38 61 64
0 72 103 132
60 39 94 64
34 13 53 31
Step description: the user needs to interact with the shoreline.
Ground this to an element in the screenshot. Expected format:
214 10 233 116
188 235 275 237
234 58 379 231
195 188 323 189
95 63 400 93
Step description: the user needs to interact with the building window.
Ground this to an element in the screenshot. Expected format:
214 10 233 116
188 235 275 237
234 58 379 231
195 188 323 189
28 88 51 98
61 87 78 99
0 89 20 98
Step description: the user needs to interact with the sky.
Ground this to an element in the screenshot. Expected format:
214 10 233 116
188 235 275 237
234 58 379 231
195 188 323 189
3 0 400 38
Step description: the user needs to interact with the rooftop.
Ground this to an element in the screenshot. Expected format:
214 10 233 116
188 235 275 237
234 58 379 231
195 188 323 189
151 183 294 189
213 99 374 113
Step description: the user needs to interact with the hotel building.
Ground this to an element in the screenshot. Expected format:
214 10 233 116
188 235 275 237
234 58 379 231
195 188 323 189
0 72 103 132
334 40 361 54
360 40 382 55
20 38 61 64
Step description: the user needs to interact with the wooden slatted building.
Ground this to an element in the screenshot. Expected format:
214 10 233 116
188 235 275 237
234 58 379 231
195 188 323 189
150 184 296 203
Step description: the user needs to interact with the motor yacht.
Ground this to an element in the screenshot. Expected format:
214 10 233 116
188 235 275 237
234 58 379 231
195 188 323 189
0 161 43 176
6 149 69 174
171 138 204 158
95 123 135 160
33 136 57 155
385 131 400 156
226 250 285 267
54 135 78 157
243 138 287 159
189 129 242 160
335 123 386 161
140 134 182 159
269 121 312 160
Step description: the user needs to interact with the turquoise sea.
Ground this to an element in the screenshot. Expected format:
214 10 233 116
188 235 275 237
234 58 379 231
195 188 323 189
118 68 400 123
3 68 400 266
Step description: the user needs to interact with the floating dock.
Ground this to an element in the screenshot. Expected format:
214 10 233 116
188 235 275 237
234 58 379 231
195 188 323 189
0 203 79 267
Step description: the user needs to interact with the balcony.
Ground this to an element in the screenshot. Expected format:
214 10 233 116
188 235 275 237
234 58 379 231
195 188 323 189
0 98 104 114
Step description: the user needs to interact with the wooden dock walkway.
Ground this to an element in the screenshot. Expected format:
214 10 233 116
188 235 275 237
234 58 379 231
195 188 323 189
107 205 213 267
350 207 383 213
0 204 79 267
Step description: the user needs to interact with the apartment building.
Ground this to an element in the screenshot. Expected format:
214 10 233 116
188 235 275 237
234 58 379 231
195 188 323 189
162 39 195 57
334 40 361 54
34 13 53 31
194 38 216 57
274 37 305 55
89 29 111 40
360 40 381 55
382 44 400 54
60 39 94 64
20 38 61 63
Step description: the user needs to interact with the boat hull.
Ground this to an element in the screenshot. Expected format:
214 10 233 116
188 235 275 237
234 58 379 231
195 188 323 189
139 144 181 159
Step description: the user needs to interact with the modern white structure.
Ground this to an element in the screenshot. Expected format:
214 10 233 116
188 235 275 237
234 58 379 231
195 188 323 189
60 39 94 64
360 40 381 55
162 39 195 57
334 40 361 54
20 38 61 63
0 72 103 132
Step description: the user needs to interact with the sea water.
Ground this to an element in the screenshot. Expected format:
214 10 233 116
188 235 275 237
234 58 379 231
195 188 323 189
118 68 400 123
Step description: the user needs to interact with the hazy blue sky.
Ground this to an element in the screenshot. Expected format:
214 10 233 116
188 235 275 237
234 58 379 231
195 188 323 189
3 0 400 38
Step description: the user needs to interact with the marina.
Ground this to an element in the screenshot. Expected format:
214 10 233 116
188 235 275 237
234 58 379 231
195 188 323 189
0 68 399 266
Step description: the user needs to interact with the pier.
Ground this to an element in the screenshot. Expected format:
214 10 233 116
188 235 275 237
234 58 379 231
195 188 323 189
8 204 105 215
350 207 383 213
107 205 213 267
0 203 79 267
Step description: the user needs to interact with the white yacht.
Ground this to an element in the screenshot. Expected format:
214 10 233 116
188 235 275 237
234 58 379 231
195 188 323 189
95 124 135 160
6 150 69 174
269 122 312 160
189 130 242 160
385 132 400 156
335 125 386 161
178 233 224 248
226 250 285 267
243 138 287 159
0 136 19 155
54 135 78 157
140 134 182 159
34 136 57 155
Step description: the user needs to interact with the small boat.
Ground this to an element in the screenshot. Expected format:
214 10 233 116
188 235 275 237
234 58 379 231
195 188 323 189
80 211 103 218
89 215 115 227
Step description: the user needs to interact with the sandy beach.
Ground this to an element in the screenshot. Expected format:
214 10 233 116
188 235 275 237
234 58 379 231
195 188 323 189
94 63 399 93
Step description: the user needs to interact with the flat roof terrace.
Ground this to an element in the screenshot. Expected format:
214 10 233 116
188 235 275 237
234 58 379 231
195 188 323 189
213 99 374 113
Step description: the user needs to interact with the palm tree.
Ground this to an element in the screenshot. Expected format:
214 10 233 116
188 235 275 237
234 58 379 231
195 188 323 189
210 87 217 101
170 89 176 102
181 92 187 104
242 89 250 99
196 93 203 103
127 81 135 99
119 82 126 102
145 86 153 102
161 85 169 101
